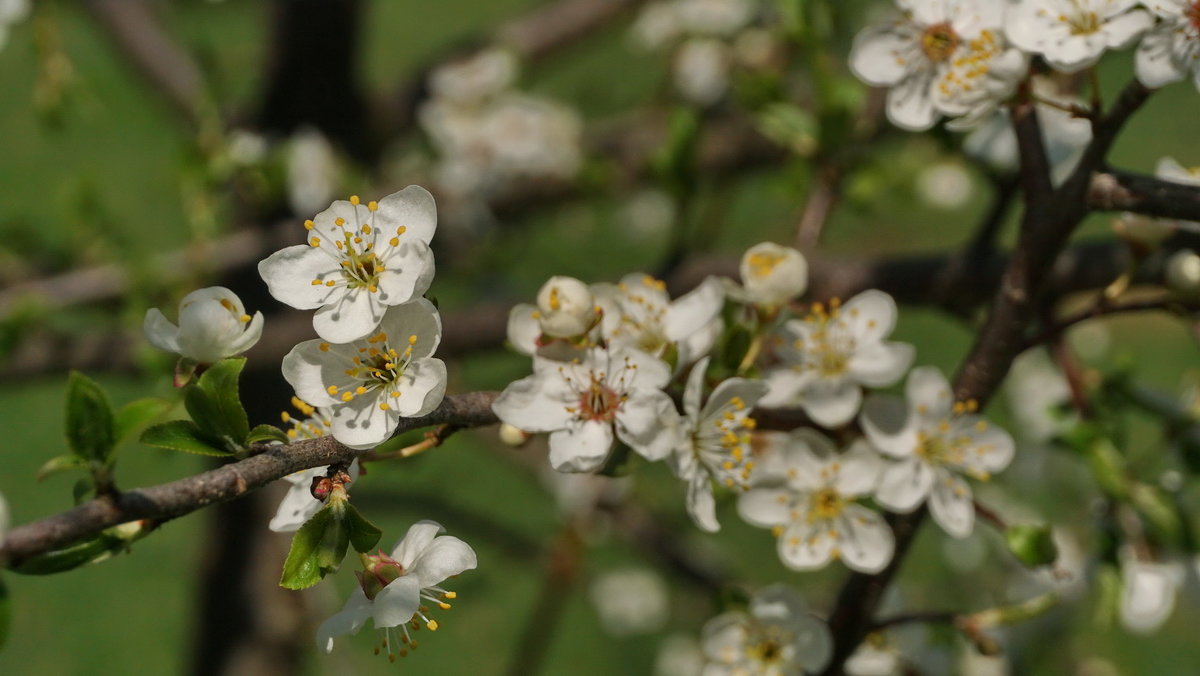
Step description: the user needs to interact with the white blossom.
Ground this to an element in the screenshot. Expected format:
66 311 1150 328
0 0 29 52
701 585 832 675
666 357 767 532
281 299 448 450
728 241 808 308
1007 0 1152 73
860 366 1015 538
961 88 1093 186
1004 351 1074 444
1157 155 1200 186
535 276 600 338
144 286 264 365
674 38 733 105
1135 0 1200 90
286 128 339 217
428 48 518 107
595 273 725 368
761 290 915 428
1166 249 1200 294
739 431 895 573
492 347 677 472
259 187 437 343
589 567 670 636
316 521 477 657
849 1 1026 131
1119 553 1184 634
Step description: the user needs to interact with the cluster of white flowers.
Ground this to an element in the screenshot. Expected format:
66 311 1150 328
630 0 775 105
700 585 832 675
851 0 1200 133
493 239 1016 609
418 48 583 201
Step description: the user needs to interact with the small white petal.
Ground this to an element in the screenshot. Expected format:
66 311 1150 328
837 503 895 574
312 286 385 343
928 470 974 538
258 244 341 310
142 309 181 353
875 457 933 512
548 423 614 472
409 535 479 588
738 488 793 527
370 575 423 628
391 521 444 566
687 475 721 533
375 185 438 245
778 521 835 570
315 588 373 653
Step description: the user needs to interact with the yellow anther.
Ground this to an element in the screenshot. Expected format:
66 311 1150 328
240 314 251 323
438 602 451 610
311 279 322 286
384 362 396 370
368 200 378 211
396 225 407 235
408 335 418 345
368 285 378 293
379 402 391 411
319 342 331 352
341 392 354 402
390 391 401 398
287 429 297 438
361 224 371 234
427 620 439 631
355 386 367 395
350 195 361 205
304 219 314 230
327 385 339 395
281 411 291 422
326 280 336 287
443 591 457 599
335 217 345 226
389 237 399 247
310 237 321 247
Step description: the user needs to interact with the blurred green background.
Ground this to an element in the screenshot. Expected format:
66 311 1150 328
1 1 1198 674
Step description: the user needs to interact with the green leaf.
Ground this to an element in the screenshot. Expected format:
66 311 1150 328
279 500 350 590
65 371 116 464
36 454 88 482
344 502 382 553
114 398 174 443
1004 524 1059 567
140 421 231 457
11 536 114 575
194 358 250 443
246 424 290 446
0 576 9 650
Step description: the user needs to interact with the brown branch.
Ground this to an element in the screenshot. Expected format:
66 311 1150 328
0 392 500 567
82 0 208 127
820 81 1153 675
1024 296 1200 350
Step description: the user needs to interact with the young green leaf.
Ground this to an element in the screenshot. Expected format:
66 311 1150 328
65 371 116 464
141 421 232 457
114 398 174 443
344 502 383 553
35 454 88 482
195 358 250 442
279 501 350 590
246 424 291 446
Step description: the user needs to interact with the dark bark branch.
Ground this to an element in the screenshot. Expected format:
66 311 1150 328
820 81 1154 675
83 0 208 126
0 392 500 567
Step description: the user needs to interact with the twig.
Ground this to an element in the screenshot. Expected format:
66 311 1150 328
794 163 844 250
82 0 208 127
1023 296 1198 350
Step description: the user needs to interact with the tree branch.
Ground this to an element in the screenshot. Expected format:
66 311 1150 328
0 392 500 567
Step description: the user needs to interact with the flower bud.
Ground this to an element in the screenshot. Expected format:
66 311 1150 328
739 242 807 307
536 276 597 338
1004 524 1059 567
356 550 406 600
498 423 531 447
1165 249 1200 296
144 287 264 365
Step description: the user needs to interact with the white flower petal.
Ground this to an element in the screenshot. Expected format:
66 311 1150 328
664 276 725 342
391 520 444 567
833 441 883 497
410 535 479 588
860 395 918 458
848 341 914 388
837 504 895 574
142 309 181 353
849 25 914 86
548 423 613 472
886 69 939 132
315 588 373 653
281 340 342 406
492 375 575 432
737 488 793 527
928 471 974 538
778 521 835 570
906 365 953 418
393 358 447 417
312 285 385 343
330 390 400 450
802 377 863 428
375 185 438 245
683 356 709 420
619 390 680 461
377 242 435 305
258 244 341 310
687 475 721 533
371 575 423 628
506 303 541 356
875 457 933 512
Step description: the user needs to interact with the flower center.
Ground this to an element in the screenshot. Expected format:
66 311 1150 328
578 377 621 422
920 22 960 63
324 331 419 406
747 251 784 279
696 396 757 488
793 298 855 379
1064 10 1101 36
809 487 845 521
306 195 406 295
748 638 783 664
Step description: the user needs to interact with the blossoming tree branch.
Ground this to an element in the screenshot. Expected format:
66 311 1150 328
2 0 1200 674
